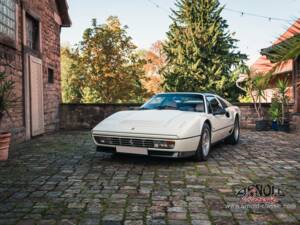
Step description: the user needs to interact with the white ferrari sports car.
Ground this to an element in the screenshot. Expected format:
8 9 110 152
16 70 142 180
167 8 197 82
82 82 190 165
92 93 241 161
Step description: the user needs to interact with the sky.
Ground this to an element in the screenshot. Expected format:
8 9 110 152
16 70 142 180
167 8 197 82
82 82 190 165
61 0 300 65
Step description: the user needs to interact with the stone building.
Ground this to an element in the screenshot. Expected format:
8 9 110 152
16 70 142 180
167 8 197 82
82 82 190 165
0 0 71 141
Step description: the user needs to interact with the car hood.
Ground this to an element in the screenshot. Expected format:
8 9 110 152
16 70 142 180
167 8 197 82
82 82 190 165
92 110 205 138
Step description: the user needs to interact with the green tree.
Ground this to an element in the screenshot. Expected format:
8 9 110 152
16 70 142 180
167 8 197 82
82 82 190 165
78 16 147 103
61 16 147 103
142 41 166 96
61 46 84 103
162 0 247 101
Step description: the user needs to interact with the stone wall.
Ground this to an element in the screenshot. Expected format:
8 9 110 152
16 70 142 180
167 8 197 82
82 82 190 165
238 103 271 129
291 114 300 133
0 47 25 141
60 103 141 130
60 103 272 130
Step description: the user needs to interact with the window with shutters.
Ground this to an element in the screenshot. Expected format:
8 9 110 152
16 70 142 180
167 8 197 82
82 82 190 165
0 0 16 40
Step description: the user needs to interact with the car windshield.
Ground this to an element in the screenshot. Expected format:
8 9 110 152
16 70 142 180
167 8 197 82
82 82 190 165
140 94 205 112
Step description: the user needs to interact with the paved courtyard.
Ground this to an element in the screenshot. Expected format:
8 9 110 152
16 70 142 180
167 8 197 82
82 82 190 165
0 130 299 225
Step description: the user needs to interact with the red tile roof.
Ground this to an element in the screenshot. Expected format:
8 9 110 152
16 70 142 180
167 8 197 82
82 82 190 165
274 18 300 44
251 18 300 74
251 56 293 75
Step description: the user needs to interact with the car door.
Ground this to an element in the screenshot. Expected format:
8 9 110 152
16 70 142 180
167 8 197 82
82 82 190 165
206 96 231 143
216 96 236 132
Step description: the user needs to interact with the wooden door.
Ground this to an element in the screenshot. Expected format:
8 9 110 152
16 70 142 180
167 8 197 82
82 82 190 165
29 55 44 136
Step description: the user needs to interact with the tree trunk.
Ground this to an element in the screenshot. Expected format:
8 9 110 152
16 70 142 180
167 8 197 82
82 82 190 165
282 100 285 125
250 90 261 119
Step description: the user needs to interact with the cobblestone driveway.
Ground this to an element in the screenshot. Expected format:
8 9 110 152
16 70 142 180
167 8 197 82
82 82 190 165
0 130 299 225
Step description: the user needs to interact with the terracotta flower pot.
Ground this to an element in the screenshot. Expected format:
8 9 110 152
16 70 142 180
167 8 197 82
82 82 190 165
0 132 11 161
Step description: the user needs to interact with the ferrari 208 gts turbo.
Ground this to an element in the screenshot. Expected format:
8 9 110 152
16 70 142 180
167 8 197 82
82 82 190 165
92 93 241 161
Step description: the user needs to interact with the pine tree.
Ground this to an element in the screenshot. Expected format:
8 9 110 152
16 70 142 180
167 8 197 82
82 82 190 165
162 0 247 101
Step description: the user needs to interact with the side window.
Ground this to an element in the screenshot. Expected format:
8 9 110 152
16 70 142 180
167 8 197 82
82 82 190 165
218 97 229 108
206 96 223 114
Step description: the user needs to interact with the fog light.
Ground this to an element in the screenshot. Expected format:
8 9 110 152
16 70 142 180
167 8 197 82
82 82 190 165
153 140 175 149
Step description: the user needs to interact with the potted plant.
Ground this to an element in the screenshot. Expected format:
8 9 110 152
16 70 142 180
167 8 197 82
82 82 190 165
236 68 272 131
277 78 290 132
248 72 271 131
0 71 15 161
268 96 281 131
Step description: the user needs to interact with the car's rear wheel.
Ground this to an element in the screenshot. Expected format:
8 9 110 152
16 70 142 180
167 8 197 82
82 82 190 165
193 123 211 161
225 117 240 145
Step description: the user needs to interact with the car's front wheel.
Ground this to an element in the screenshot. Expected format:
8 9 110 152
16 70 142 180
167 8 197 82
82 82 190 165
193 123 211 161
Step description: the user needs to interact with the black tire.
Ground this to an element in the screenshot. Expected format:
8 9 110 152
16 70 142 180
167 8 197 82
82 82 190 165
225 117 240 145
193 123 211 162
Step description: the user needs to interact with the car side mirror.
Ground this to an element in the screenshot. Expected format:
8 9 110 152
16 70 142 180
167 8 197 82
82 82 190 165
213 108 226 116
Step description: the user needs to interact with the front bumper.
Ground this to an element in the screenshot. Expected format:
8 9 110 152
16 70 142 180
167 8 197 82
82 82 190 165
92 133 200 158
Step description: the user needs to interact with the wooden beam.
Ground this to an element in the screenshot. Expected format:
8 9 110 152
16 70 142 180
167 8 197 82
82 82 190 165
295 56 300 112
